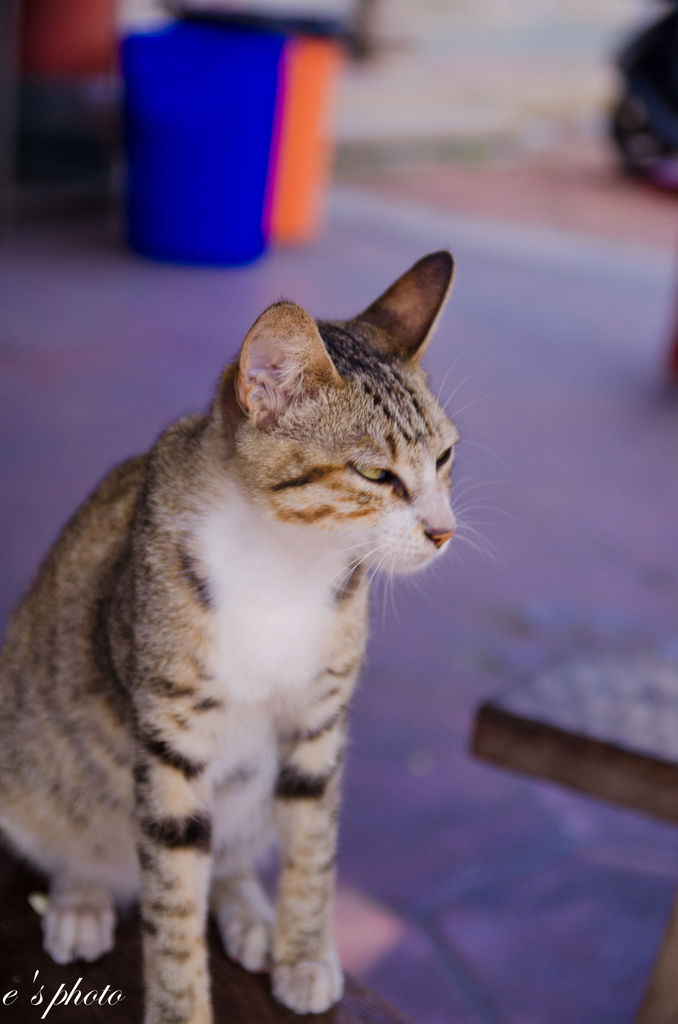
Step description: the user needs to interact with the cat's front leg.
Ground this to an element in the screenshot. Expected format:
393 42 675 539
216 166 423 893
134 736 214 1024
272 695 348 1014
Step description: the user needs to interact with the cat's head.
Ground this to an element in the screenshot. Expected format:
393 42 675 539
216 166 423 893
223 252 458 575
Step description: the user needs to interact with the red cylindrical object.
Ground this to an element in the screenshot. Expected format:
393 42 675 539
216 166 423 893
20 0 116 77
668 325 678 383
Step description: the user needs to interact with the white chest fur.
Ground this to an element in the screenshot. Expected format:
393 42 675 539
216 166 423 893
195 480 345 704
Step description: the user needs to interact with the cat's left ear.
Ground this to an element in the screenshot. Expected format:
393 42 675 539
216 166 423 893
236 301 341 428
355 250 454 364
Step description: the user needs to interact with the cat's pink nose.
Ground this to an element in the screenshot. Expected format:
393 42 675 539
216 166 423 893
425 526 455 549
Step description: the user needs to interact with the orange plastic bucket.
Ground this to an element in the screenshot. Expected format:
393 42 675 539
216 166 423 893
269 36 344 245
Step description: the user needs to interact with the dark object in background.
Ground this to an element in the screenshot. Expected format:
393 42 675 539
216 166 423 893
666 298 678 384
610 5 678 182
16 0 117 198
17 78 117 189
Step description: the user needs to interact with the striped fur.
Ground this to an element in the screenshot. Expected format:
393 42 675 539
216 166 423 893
0 252 459 1022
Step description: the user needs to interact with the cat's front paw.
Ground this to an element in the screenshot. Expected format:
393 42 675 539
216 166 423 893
213 875 275 972
43 895 115 964
272 950 343 1014
220 915 273 972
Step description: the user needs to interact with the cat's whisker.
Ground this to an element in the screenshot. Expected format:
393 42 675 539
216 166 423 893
454 520 501 563
337 537 390 591
372 552 398 629
447 391 497 422
450 540 471 568
372 574 387 629
452 501 512 520
328 546 372 577
457 437 512 472
456 519 497 544
401 568 429 601
450 477 508 501
458 519 503 531
451 483 508 508
450 475 491 494
385 556 400 626
439 364 484 414
456 536 499 563
454 529 498 560
309 539 376 575
366 553 385 588
433 359 460 406
449 485 495 510
366 547 392 599
328 544 384 591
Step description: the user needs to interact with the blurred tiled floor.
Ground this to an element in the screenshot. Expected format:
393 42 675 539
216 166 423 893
2 178 678 1024
340 142 678 255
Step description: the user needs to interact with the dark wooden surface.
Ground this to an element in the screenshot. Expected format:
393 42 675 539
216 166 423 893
472 652 678 823
0 848 414 1024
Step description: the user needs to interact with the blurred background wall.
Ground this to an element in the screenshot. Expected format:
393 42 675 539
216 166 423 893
339 0 645 161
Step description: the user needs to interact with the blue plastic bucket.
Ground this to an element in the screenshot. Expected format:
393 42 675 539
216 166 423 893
121 21 285 265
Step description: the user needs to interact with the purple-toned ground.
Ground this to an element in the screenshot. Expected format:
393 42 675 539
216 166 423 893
2 175 678 1023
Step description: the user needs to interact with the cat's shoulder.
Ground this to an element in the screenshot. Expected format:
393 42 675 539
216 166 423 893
145 413 211 485
54 453 150 554
89 452 150 506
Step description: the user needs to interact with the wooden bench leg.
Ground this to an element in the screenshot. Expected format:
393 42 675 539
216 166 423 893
636 888 678 1024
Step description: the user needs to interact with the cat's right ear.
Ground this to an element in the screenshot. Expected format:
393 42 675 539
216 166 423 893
235 302 341 429
356 250 455 364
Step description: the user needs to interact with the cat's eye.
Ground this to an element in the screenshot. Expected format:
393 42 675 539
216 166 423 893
436 447 453 470
350 464 408 499
353 465 389 483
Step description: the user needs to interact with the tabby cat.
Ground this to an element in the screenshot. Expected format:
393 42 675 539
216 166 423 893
0 251 458 1021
